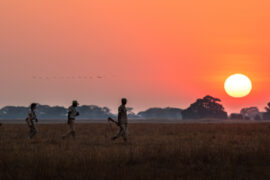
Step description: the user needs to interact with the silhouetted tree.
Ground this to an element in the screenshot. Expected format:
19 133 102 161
240 107 262 120
182 95 227 119
266 103 270 112
138 107 182 119
77 105 113 119
0 106 28 119
36 105 66 119
126 107 139 118
263 103 270 120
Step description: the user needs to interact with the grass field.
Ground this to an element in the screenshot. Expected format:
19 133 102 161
1 122 270 180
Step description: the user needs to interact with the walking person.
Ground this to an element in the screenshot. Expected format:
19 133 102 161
111 98 128 142
26 103 38 139
62 100 80 139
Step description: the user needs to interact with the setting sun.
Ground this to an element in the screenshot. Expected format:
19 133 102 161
224 74 252 98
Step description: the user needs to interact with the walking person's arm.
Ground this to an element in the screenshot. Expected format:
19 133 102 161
26 112 33 127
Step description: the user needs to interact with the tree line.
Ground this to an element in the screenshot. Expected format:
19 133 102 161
0 105 183 120
1 95 270 120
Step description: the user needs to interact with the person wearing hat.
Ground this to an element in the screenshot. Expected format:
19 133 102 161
26 103 38 139
112 98 128 142
62 100 80 139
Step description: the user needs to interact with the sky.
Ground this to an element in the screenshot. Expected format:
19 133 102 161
0 0 270 113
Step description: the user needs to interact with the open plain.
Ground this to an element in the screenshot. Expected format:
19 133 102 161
1 122 270 180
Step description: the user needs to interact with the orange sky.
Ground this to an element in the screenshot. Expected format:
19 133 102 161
0 0 270 113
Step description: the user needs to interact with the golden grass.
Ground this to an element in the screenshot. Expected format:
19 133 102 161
1 123 270 179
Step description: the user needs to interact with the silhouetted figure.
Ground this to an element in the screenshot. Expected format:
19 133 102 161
26 103 38 139
112 98 128 142
62 100 80 139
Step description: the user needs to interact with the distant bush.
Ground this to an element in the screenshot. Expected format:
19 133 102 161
182 95 228 119
230 113 243 120
138 107 182 119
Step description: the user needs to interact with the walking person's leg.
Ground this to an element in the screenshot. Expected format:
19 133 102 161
29 127 32 138
70 120 76 138
112 125 124 140
63 119 75 139
29 119 37 139
122 124 127 142
30 126 37 139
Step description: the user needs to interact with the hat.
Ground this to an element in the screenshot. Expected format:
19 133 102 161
72 100 79 106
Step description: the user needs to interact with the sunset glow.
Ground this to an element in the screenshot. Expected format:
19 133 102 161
224 74 252 98
0 0 270 112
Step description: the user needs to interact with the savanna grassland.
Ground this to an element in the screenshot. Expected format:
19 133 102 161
1 122 270 180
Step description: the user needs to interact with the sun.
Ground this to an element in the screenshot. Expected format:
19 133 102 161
224 74 252 98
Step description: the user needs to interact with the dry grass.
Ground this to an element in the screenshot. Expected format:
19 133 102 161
1 123 270 180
